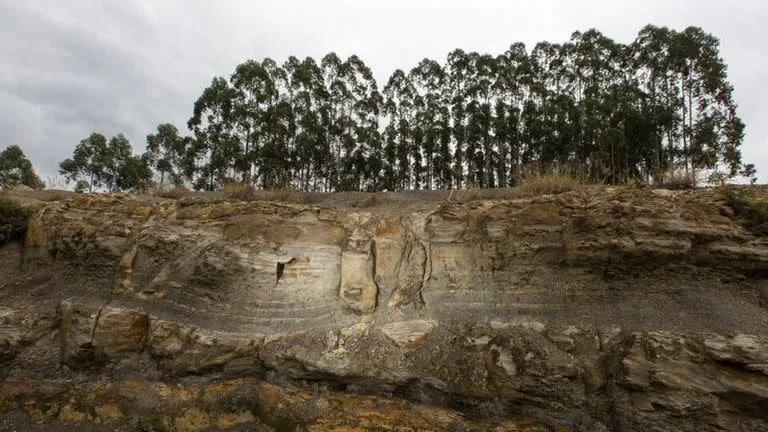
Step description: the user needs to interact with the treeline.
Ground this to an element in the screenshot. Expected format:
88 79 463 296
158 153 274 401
59 25 755 192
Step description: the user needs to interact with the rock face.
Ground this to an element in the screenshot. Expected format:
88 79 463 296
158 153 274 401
1 188 768 431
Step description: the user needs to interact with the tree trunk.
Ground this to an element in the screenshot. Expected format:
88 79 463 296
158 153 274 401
688 85 695 185
680 74 689 178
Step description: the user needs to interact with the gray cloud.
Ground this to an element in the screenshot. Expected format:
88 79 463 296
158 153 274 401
2 0 767 183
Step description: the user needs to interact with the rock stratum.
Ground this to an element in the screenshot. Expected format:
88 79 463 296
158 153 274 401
1 188 768 431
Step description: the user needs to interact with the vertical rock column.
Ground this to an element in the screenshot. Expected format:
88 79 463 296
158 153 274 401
339 249 378 314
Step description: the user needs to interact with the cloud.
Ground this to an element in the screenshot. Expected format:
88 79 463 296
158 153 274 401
1 0 767 182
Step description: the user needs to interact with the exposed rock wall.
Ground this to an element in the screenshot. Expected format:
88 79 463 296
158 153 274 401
1 188 767 431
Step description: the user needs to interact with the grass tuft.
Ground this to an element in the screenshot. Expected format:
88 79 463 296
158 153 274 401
152 186 191 200
722 187 768 234
658 169 696 190
519 172 582 196
261 188 303 203
447 188 480 203
223 183 305 203
222 182 257 201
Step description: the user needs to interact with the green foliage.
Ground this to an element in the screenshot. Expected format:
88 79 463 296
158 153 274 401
59 133 153 192
722 188 768 234
118 154 153 191
174 25 752 192
55 25 755 194
145 123 189 187
0 196 28 244
741 163 758 185
74 180 89 193
0 145 44 190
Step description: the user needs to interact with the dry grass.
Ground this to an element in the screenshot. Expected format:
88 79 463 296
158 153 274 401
223 183 305 203
151 186 191 200
446 188 481 203
721 187 768 235
222 182 257 201
260 188 304 203
658 169 696 190
352 192 391 208
519 173 583 196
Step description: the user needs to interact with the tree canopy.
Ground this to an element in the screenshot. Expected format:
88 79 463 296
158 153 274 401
56 25 757 192
0 145 44 190
59 133 151 192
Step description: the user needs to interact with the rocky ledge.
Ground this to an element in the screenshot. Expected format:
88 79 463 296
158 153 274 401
1 187 767 431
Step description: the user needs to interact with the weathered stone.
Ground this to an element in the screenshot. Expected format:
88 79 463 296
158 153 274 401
388 240 427 308
3 188 768 431
380 320 436 347
92 306 149 360
58 300 99 367
339 250 378 313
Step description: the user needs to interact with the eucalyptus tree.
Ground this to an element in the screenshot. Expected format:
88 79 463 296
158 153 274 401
187 76 239 190
117 153 153 191
59 133 150 192
59 133 110 192
632 25 679 177
464 53 498 187
383 68 417 190
630 25 744 182
436 105 453 188
260 98 295 189
284 56 330 191
671 27 743 180
320 53 353 190
230 59 278 183
146 123 188 187
446 49 470 187
103 134 134 191
163 25 751 191
344 55 383 191
409 58 445 189
0 145 44 190
566 30 627 179
255 57 297 189
494 42 529 185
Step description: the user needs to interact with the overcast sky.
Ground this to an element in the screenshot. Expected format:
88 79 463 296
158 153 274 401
2 0 767 184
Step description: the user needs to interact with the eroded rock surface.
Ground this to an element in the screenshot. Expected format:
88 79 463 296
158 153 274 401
1 188 768 431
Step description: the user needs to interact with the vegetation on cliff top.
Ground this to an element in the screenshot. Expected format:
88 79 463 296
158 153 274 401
0 145 44 191
6 25 758 194
722 187 768 234
0 196 28 244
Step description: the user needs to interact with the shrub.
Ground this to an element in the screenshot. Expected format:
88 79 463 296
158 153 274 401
658 169 696 190
223 182 257 201
519 172 582 196
722 187 768 234
222 183 304 203
0 196 29 245
261 188 303 203
153 185 190 200
447 188 480 203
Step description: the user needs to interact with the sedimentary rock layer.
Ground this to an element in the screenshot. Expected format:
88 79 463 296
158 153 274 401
1 188 767 431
